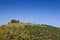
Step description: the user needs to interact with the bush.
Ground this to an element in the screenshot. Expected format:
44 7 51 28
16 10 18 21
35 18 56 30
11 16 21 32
10 19 19 23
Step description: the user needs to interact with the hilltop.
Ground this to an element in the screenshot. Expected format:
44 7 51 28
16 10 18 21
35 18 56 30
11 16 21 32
0 20 60 40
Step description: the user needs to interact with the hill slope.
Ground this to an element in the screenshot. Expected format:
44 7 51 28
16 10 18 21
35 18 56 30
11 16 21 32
0 23 60 40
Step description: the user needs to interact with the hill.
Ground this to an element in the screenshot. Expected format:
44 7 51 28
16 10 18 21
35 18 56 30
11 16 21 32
0 20 60 40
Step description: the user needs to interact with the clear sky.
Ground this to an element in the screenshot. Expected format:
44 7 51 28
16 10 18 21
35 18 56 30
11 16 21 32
0 0 60 27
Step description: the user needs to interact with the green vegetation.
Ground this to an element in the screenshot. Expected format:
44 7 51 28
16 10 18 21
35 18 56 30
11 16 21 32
0 20 60 40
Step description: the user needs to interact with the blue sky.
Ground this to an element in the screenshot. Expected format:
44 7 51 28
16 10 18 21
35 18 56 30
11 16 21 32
0 0 60 27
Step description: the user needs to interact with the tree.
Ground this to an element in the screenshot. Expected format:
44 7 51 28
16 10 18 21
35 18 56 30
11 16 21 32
10 19 19 23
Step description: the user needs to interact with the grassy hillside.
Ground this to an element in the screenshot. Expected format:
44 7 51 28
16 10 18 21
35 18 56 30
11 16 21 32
0 20 60 40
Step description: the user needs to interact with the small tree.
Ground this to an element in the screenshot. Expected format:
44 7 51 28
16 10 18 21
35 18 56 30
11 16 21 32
10 19 19 23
